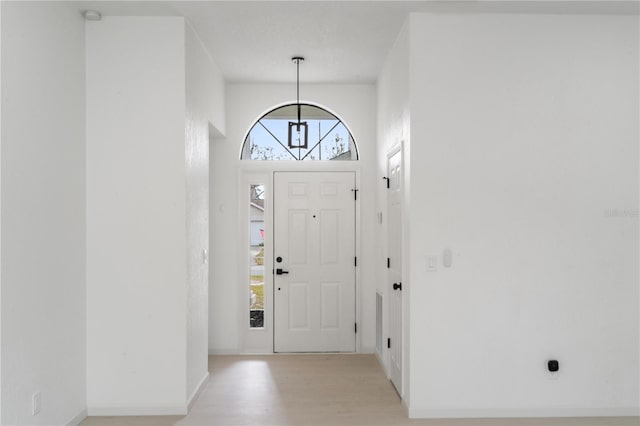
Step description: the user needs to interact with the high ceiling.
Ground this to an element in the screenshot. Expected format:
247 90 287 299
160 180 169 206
78 1 639 84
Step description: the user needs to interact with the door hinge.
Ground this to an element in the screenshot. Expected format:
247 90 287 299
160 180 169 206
354 256 357 267
387 338 391 348
351 188 359 201
355 323 358 334
383 177 390 189
387 258 390 269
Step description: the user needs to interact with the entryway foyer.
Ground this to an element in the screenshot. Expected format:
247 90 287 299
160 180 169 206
2 1 637 424
80 355 639 426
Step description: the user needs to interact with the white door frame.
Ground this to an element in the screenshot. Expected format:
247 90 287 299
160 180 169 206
238 162 362 354
386 142 404 397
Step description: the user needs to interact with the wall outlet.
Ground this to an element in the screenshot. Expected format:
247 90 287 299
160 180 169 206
32 391 41 416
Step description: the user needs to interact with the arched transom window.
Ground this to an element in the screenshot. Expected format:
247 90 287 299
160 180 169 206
241 103 358 161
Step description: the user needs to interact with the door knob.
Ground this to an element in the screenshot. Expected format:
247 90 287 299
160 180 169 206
393 282 402 291
276 268 289 275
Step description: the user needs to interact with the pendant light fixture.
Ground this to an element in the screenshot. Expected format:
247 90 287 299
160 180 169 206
288 56 308 149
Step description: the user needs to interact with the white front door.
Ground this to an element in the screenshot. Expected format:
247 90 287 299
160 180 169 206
273 171 356 353
387 148 403 394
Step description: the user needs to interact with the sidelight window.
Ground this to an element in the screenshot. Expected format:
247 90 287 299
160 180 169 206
249 184 265 328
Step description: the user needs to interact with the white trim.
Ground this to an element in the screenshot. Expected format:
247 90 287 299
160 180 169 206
402 397 410 417
212 351 371 357
187 372 209 410
0 2 3 416
407 407 640 419
87 404 188 416
238 100 360 161
374 346 388 377
354 169 362 353
65 408 88 426
238 164 362 354
238 171 273 353
359 345 375 354
208 348 241 355
386 142 406 398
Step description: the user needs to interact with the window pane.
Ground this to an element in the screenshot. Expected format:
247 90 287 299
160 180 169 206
249 184 265 328
241 104 358 161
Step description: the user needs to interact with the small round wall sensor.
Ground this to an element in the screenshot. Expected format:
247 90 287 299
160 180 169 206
83 10 102 21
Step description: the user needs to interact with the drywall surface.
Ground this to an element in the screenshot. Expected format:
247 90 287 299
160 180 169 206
86 17 187 413
210 83 376 354
407 12 639 418
0 3 3 420
1 2 86 424
375 21 411 399
185 22 224 402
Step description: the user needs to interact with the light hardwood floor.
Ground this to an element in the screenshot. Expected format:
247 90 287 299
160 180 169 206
81 355 639 426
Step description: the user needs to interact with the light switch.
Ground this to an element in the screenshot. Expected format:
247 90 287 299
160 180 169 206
443 248 452 268
426 255 437 272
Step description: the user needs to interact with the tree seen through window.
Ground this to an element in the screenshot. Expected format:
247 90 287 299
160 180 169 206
241 104 358 161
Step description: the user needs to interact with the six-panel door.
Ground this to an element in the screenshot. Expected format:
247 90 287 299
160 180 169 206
387 149 403 395
274 172 356 352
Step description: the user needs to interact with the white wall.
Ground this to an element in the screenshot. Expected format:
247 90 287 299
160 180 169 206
0 3 3 418
1 2 87 424
184 22 225 403
375 21 411 399
86 17 188 414
405 12 639 418
210 83 376 354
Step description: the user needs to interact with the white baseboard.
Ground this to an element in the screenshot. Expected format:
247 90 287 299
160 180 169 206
87 404 188 416
407 406 640 419
374 350 389 378
359 345 376 354
209 349 378 355
187 371 210 411
208 348 241 355
402 397 410 416
86 374 211 418
65 408 87 426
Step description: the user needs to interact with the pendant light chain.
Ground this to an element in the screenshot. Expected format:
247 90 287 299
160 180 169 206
293 56 304 125
288 56 307 153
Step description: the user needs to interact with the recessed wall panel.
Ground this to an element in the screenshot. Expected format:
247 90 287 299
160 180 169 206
289 182 307 198
289 282 309 330
320 182 338 197
320 210 339 265
289 210 308 265
320 282 340 329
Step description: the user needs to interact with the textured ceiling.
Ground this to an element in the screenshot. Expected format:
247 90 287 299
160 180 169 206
175 1 411 83
79 1 639 84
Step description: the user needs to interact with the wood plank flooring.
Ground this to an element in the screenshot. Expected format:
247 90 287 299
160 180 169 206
81 354 639 426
